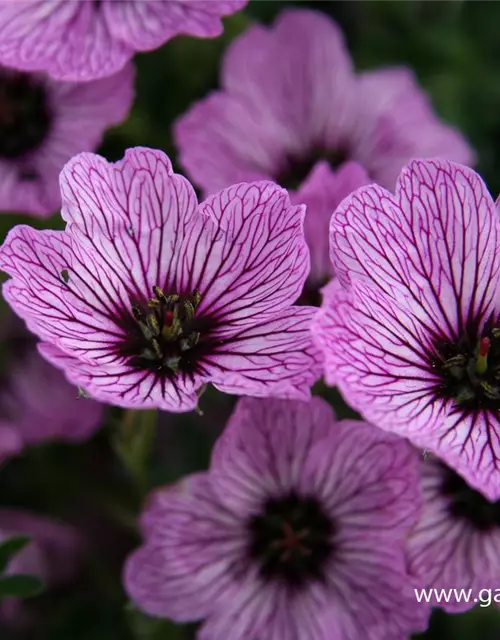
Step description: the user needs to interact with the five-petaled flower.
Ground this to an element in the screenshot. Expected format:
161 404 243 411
313 158 500 500
0 148 321 412
125 396 429 640
408 455 500 612
0 64 133 217
0 0 247 82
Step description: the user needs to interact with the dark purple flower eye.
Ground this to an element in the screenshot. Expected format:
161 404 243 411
124 397 429 638
313 158 500 501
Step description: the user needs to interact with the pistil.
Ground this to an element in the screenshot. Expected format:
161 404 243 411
476 337 491 375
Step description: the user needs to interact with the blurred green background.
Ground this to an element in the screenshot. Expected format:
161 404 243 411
1 1 500 638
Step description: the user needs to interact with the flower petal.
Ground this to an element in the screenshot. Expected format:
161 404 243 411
38 342 200 412
202 307 322 400
354 68 475 188
125 474 246 621
293 161 369 284
330 158 500 339
60 148 198 298
210 397 336 516
0 1 130 81
407 458 500 612
182 181 309 325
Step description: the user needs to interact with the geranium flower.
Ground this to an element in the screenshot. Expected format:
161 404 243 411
125 396 428 640
313 158 500 500
408 456 500 612
0 64 133 217
0 148 321 412
174 9 473 194
0 0 247 82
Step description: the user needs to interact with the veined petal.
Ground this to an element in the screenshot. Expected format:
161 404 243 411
181 181 309 325
313 280 446 431
0 226 126 360
330 158 500 339
210 397 336 516
38 342 200 412
0 1 130 81
60 148 198 298
202 307 322 400
125 474 246 621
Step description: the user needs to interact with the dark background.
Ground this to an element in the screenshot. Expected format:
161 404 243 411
1 1 500 638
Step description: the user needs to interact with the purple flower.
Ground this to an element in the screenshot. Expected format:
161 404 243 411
0 64 133 217
124 396 429 640
174 9 473 195
292 161 369 303
407 456 500 612
0 148 321 412
313 158 500 500
0 1 247 82
0 509 83 625
0 322 103 461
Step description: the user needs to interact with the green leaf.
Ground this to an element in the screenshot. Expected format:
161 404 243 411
0 574 45 599
0 535 31 575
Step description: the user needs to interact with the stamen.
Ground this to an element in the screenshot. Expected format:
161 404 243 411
476 337 491 375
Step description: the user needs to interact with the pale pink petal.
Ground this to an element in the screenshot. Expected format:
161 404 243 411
60 148 198 297
181 181 309 327
38 342 200 413
353 68 475 188
203 307 322 401
330 158 500 339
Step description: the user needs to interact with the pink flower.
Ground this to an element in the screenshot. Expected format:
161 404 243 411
408 456 500 612
0 0 247 82
0 64 134 217
125 397 428 640
174 10 473 191
313 158 500 500
0 148 321 412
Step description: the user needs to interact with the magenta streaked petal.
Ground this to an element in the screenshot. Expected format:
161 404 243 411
0 425 23 467
330 159 500 338
0 226 125 358
210 397 335 516
204 307 322 400
0 1 130 82
38 342 200 412
181 181 309 325
60 148 197 296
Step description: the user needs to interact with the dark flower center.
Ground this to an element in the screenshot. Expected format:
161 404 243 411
125 286 203 374
435 322 500 411
0 73 52 159
275 146 350 191
440 464 500 531
247 491 334 588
